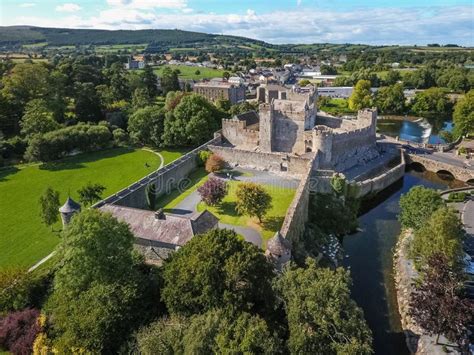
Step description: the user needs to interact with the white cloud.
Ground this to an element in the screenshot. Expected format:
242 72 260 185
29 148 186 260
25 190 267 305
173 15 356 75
55 3 82 12
106 0 187 9
297 0 302 6
19 3 36 7
4 5 473 46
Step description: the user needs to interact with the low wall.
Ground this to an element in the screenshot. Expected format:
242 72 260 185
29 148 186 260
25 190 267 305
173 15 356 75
354 151 406 197
280 161 313 244
93 136 221 210
208 145 312 177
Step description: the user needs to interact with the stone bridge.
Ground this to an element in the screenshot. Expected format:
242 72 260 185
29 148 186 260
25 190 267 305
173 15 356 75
406 153 474 184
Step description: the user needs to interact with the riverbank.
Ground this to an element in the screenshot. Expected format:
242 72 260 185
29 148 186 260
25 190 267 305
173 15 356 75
393 230 459 354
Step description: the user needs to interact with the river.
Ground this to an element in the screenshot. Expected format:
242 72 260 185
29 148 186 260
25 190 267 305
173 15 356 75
342 170 461 354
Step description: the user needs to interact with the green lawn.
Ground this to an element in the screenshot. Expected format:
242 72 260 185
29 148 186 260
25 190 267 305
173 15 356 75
197 181 296 242
319 98 355 115
0 147 183 269
152 65 228 80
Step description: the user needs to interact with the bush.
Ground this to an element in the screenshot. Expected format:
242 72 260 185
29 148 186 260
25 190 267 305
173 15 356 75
3 136 27 158
205 154 225 173
25 123 112 162
447 192 469 203
113 128 129 146
198 177 228 206
0 308 40 354
196 150 211 167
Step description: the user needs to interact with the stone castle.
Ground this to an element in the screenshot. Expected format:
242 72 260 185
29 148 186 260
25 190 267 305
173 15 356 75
220 84 378 172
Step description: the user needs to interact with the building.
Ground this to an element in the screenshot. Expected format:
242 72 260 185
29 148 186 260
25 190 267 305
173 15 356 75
101 204 219 263
193 79 245 104
59 197 81 227
265 232 292 270
124 57 145 70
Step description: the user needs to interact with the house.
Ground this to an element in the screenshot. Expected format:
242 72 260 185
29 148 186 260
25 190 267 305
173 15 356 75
193 79 245 104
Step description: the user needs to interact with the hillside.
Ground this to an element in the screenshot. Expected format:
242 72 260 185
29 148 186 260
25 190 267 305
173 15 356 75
0 26 267 47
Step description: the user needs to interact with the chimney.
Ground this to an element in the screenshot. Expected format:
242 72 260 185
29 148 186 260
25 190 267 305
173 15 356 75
155 208 165 220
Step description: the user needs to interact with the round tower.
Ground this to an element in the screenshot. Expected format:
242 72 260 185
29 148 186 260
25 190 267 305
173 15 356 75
265 232 292 269
312 126 334 168
59 197 81 227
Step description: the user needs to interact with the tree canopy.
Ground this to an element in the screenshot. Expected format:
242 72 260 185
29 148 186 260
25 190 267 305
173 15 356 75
453 89 474 138
399 186 445 231
349 80 373 111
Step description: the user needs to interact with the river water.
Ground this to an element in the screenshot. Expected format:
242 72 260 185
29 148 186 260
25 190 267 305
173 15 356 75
342 170 460 354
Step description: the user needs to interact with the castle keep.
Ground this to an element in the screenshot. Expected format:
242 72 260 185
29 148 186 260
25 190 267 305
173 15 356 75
220 85 378 173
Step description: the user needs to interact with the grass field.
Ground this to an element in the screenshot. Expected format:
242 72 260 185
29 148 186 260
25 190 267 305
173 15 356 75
197 181 296 242
319 98 355 115
152 65 228 80
0 147 183 269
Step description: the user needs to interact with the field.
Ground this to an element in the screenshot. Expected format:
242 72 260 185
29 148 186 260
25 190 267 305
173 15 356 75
152 65 227 80
0 147 183 269
319 98 355 115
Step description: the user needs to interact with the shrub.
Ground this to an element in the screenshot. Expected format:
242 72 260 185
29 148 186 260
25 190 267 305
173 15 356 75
198 177 227 206
0 308 40 354
197 150 211 167
447 192 468 202
205 154 225 173
25 124 112 162
112 128 129 146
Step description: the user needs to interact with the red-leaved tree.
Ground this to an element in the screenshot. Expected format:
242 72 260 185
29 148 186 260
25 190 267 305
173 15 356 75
409 254 474 350
0 308 40 354
198 177 228 206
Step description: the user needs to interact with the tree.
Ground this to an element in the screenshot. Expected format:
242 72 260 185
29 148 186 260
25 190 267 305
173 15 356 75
235 182 272 223
222 71 231 80
136 315 187 355
77 182 106 206
452 89 474 138
198 177 228 206
409 254 474 348
384 70 401 85
160 67 180 94
411 87 451 116
132 87 152 109
410 207 464 270
46 209 148 353
349 80 373 111
375 83 405 114
161 229 276 317
20 99 60 138
299 79 311 87
320 64 337 75
399 186 445 231
141 65 158 97
194 69 201 76
104 62 130 102
127 105 165 147
277 259 373 354
205 153 225 173
38 187 60 230
73 82 103 122
0 308 41 355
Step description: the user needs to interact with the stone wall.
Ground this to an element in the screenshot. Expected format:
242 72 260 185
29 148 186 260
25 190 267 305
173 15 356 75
221 118 259 149
406 153 474 182
94 136 222 210
279 163 313 244
354 151 406 197
208 144 312 177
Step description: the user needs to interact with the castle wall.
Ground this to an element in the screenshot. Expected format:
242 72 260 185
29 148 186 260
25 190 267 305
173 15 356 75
222 119 259 149
208 145 311 176
259 104 274 152
93 136 222 210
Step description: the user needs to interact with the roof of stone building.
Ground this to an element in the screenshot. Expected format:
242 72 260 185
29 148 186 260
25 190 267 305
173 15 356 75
59 197 81 213
273 99 307 113
267 232 291 256
100 204 218 246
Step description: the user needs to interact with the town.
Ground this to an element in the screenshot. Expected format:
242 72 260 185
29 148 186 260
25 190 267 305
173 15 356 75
0 7 474 355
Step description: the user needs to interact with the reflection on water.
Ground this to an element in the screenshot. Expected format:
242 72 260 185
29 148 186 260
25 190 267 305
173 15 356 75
341 170 456 355
377 117 452 144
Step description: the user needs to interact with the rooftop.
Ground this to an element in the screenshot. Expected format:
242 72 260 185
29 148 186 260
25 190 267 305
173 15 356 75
59 197 81 213
100 204 218 247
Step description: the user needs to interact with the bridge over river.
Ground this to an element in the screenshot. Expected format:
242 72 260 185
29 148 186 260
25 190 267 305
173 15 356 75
379 136 474 184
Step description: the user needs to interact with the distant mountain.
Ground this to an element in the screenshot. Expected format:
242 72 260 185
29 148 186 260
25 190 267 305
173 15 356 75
0 26 268 47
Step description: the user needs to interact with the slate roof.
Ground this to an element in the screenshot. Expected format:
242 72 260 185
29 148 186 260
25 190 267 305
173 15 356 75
59 197 81 213
100 204 218 247
267 232 292 257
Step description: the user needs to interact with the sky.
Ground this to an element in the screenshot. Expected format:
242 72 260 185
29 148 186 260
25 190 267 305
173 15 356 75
1 0 473 45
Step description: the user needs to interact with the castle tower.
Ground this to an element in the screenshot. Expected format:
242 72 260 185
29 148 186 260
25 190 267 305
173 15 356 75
357 108 377 136
265 232 292 270
59 197 81 227
312 126 334 168
259 102 274 152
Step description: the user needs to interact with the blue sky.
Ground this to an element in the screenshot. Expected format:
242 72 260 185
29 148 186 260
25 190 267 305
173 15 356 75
1 0 473 45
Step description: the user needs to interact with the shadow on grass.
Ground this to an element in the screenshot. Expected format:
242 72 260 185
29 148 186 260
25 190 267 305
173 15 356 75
38 147 135 172
216 201 239 217
215 169 250 179
262 216 285 232
0 166 20 182
163 208 193 215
